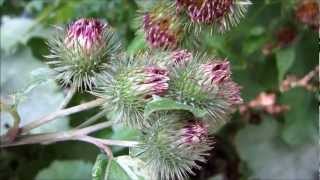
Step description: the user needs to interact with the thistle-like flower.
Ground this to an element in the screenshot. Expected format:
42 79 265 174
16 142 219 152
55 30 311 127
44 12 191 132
93 55 169 127
142 6 183 50
135 113 213 180
168 55 242 127
46 18 121 91
175 0 251 32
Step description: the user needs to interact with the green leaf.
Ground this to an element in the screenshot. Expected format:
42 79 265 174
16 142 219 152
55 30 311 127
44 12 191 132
276 47 296 83
110 124 140 153
144 97 207 118
0 16 49 54
36 160 93 180
92 154 108 180
113 156 152 180
235 118 317 179
279 88 317 145
92 155 151 180
0 48 69 135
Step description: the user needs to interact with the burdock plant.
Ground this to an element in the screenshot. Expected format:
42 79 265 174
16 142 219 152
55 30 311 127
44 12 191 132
2 7 245 179
46 18 121 91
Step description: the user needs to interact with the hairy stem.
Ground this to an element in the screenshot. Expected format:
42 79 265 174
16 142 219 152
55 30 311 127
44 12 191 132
76 109 108 129
1 120 114 147
77 135 113 158
20 98 106 134
58 85 76 109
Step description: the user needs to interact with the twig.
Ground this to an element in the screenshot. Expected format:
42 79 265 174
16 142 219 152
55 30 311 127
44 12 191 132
1 120 114 147
76 109 108 129
20 98 106 134
77 135 113 158
280 66 319 92
86 137 139 147
58 86 76 109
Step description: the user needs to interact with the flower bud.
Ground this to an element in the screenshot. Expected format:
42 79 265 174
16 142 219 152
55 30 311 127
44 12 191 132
143 12 182 50
175 0 251 32
295 0 319 30
130 66 169 99
64 18 106 54
135 113 213 180
176 0 233 23
46 18 120 91
168 57 242 126
93 56 169 127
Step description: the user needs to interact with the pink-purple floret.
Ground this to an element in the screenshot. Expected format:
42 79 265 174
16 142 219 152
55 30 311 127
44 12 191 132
176 0 233 24
143 13 178 49
181 121 209 144
143 66 170 97
65 18 106 51
170 49 192 65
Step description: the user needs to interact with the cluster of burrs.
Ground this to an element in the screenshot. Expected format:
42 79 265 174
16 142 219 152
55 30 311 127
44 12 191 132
46 5 246 178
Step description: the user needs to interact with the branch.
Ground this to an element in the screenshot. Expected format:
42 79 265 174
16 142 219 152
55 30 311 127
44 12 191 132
58 86 76 109
76 109 108 129
1 120 114 147
76 135 113 158
20 98 106 134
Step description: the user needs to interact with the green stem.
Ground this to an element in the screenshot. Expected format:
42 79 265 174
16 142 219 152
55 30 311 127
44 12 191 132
58 85 76 109
76 109 108 129
20 98 106 134
1 120 114 147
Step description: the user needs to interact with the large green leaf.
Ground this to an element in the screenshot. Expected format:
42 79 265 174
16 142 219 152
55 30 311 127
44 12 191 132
144 97 207 118
36 160 93 180
0 48 68 134
276 47 296 83
235 118 317 179
92 154 108 180
0 16 48 54
92 154 151 180
279 88 317 145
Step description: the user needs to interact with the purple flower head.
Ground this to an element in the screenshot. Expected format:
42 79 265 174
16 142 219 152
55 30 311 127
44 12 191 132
143 13 180 49
64 18 106 53
130 66 169 99
180 121 209 144
176 0 233 24
221 80 243 105
170 49 193 66
197 61 231 90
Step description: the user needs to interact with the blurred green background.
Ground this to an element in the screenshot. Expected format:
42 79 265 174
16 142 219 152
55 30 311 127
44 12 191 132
0 0 318 179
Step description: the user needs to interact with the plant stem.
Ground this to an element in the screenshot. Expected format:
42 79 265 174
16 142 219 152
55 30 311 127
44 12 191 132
1 120 114 147
77 135 113 158
20 98 106 134
58 86 76 109
76 109 108 129
94 138 140 147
